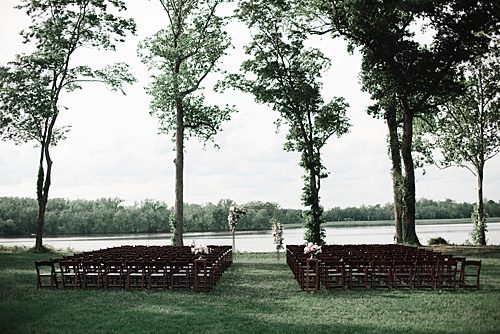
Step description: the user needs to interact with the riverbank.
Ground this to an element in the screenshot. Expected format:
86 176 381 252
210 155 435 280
1 246 499 333
295 217 500 229
3 217 499 239
2 222 500 252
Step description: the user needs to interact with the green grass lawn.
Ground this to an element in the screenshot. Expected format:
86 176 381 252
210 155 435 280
1 246 499 334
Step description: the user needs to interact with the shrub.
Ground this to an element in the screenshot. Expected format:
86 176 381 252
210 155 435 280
427 236 449 245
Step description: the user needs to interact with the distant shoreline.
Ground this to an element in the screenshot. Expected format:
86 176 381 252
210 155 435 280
2 217 499 239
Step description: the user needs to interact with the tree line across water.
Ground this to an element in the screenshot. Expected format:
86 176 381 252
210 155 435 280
1 196 499 237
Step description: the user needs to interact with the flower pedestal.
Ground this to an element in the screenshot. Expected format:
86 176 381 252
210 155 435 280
303 258 320 292
193 258 209 293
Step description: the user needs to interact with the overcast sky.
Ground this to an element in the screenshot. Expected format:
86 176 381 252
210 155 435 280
1 0 499 210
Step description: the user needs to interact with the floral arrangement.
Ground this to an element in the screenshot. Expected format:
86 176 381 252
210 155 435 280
304 242 322 257
228 205 247 233
191 244 209 257
271 219 284 251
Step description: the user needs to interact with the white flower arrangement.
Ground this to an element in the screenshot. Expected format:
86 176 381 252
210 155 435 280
191 244 209 256
228 205 247 233
271 219 284 250
303 242 322 256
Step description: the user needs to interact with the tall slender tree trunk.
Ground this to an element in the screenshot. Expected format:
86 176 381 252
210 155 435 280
476 166 486 245
35 163 46 252
35 143 53 252
174 98 184 246
309 166 322 244
386 108 403 243
400 110 420 246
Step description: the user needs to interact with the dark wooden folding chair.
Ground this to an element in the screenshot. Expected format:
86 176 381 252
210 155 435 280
35 260 58 289
170 259 191 289
435 259 458 289
104 261 125 289
60 260 81 289
371 260 393 289
148 261 170 289
393 259 414 288
82 261 103 288
413 259 436 289
321 259 346 290
347 260 370 289
126 261 147 289
460 260 481 289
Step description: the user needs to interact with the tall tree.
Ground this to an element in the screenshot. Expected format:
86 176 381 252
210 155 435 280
138 0 234 246
432 37 500 245
0 0 136 252
317 0 499 245
226 0 350 245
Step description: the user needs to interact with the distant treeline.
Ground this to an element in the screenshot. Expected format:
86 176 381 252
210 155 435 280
0 197 499 236
325 198 500 222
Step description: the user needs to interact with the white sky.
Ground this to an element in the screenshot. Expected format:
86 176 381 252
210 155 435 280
0 0 499 210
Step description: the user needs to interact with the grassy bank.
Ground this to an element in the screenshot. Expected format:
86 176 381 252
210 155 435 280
1 246 500 333
283 217 500 229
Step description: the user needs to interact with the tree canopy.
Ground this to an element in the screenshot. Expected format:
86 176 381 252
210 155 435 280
0 0 136 251
226 0 350 244
138 0 235 245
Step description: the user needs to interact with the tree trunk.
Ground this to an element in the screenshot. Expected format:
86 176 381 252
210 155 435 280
476 167 486 245
386 108 403 243
309 166 322 244
174 98 184 246
400 109 421 246
35 164 46 253
35 142 53 252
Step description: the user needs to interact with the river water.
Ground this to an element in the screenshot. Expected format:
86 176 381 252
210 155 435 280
1 223 499 252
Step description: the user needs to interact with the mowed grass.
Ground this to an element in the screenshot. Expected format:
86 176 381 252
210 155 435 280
1 247 499 334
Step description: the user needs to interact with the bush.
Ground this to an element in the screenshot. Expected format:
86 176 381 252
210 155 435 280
427 236 449 245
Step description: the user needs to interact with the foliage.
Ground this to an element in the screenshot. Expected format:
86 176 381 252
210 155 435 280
271 218 284 251
138 0 234 246
226 0 350 245
1 197 499 236
227 205 247 233
433 37 500 172
430 36 500 245
315 0 500 246
138 0 234 144
0 0 136 252
427 236 449 245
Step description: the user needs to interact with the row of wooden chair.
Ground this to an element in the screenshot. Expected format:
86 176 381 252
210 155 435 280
286 244 482 291
35 245 233 292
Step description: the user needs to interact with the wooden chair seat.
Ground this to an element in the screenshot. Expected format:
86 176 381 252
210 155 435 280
104 261 125 288
148 261 169 289
82 261 102 288
126 261 147 289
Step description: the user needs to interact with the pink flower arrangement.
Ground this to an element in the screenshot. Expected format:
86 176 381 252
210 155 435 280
304 242 322 256
191 244 209 256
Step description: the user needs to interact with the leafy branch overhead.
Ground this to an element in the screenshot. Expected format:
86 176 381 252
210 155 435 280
139 0 234 144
